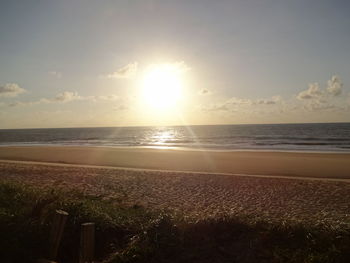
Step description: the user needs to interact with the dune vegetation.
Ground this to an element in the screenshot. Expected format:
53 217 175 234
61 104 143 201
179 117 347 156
1 177 350 263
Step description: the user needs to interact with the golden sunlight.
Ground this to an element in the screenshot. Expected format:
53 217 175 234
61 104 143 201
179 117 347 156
141 63 184 110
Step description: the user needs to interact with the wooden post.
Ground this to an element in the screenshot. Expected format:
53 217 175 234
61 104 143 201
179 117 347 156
79 222 95 263
48 210 68 261
36 260 57 263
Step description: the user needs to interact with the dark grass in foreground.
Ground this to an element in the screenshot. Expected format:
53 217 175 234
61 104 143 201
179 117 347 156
0 180 349 263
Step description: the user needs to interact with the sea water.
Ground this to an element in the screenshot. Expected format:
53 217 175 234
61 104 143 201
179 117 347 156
0 123 350 152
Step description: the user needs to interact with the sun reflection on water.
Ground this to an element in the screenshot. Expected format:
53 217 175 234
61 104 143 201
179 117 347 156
150 130 175 145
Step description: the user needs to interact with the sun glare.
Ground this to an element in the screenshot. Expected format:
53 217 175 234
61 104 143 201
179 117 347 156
141 64 184 110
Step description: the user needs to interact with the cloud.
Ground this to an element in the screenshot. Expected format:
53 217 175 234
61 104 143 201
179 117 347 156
49 71 62 78
327 75 343 96
294 75 347 113
113 105 128 111
255 96 282 105
200 103 229 112
200 94 283 113
169 61 191 72
198 88 211 96
7 101 30 107
52 92 118 104
225 96 282 107
94 95 119 101
9 91 82 106
103 61 189 80
200 74 346 116
297 83 323 100
52 91 81 103
303 100 336 112
146 61 191 74
6 97 53 107
297 75 344 101
106 62 138 79
0 83 26 97
226 97 253 105
5 91 123 108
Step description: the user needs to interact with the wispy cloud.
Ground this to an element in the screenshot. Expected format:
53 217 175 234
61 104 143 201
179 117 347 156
255 96 282 105
51 91 81 103
5 91 121 107
147 61 191 73
106 62 138 79
113 104 128 111
94 95 119 101
198 88 211 96
49 71 62 78
200 103 229 112
227 97 253 106
167 61 191 72
6 91 82 107
0 83 26 97
8 101 34 107
302 101 336 112
200 95 281 112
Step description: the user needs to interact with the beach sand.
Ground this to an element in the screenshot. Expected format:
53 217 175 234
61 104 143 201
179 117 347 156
0 146 350 178
1 146 350 226
1 160 350 227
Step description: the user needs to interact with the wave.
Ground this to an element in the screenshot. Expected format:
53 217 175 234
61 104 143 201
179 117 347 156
1 123 350 152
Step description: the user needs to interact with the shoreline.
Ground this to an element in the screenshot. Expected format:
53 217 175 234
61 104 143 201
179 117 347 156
1 146 350 179
1 159 350 183
1 144 350 154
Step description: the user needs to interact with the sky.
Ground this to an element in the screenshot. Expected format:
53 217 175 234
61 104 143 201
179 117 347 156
0 0 350 128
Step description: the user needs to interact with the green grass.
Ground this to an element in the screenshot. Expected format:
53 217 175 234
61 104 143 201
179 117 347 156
0 180 349 263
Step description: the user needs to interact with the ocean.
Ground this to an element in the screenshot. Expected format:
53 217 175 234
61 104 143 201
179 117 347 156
0 123 350 152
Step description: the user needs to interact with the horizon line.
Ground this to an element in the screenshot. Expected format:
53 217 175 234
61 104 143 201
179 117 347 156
0 121 350 130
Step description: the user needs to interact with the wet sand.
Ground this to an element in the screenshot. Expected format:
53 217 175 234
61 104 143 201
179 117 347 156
0 146 350 178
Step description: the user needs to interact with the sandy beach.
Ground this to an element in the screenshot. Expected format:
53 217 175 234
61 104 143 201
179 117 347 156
0 146 350 179
1 146 350 226
1 159 350 227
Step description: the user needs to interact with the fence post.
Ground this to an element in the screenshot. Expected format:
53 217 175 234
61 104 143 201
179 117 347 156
79 222 95 263
48 210 68 261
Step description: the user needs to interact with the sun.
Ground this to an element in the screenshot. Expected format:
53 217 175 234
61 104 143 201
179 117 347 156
141 63 184 110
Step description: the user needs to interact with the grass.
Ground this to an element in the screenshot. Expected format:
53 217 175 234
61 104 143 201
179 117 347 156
0 179 349 263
